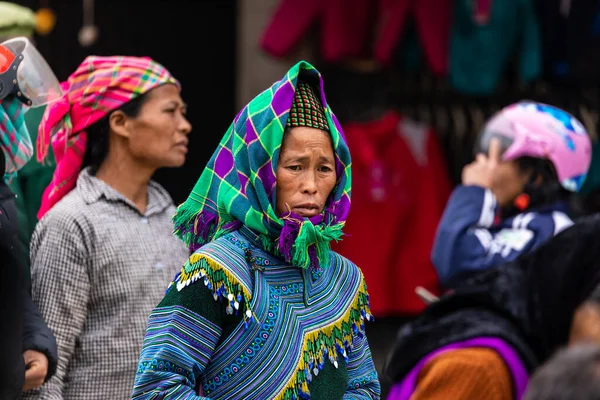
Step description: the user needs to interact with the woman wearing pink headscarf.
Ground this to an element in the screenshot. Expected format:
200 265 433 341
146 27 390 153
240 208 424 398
22 56 192 399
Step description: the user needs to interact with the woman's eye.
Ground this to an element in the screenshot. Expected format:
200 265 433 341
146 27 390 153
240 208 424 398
319 166 332 172
287 165 301 171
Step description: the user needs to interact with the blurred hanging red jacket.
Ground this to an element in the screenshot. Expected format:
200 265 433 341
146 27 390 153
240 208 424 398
260 0 373 62
261 0 452 73
332 112 451 316
374 0 453 75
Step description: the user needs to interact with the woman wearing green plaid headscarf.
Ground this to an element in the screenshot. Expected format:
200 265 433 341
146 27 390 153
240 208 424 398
133 61 380 399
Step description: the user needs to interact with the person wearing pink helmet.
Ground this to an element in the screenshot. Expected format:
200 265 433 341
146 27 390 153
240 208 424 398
384 212 600 400
431 101 592 289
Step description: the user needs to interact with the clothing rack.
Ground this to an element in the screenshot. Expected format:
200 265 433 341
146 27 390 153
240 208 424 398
324 66 600 186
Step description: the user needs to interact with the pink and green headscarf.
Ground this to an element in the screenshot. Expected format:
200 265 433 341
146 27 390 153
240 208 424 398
36 55 179 219
173 61 352 270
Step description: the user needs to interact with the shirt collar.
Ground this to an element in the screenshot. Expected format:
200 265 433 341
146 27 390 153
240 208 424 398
77 167 173 216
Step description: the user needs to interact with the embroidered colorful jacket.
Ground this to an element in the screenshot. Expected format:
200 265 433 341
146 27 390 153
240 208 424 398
132 226 380 399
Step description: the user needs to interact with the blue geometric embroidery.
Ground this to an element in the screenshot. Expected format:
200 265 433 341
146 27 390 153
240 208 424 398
348 371 379 390
137 358 193 379
203 282 304 394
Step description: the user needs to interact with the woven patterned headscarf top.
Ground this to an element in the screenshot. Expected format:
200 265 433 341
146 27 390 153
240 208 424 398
36 56 179 219
0 97 33 181
173 61 351 270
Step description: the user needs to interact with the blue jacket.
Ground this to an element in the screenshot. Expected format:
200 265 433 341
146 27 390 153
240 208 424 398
432 185 573 288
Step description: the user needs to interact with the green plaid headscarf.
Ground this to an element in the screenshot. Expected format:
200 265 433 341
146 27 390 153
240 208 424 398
173 61 351 269
0 96 32 181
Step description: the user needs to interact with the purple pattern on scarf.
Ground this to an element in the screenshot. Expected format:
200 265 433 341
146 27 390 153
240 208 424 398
237 171 250 195
193 211 218 240
245 118 259 143
257 162 277 198
222 219 242 232
324 194 350 226
272 81 295 117
214 147 235 178
278 215 302 262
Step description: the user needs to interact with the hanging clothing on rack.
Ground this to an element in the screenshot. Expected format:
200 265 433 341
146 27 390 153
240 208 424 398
535 0 569 80
374 0 452 75
260 0 374 62
332 111 451 316
537 0 600 84
449 0 542 95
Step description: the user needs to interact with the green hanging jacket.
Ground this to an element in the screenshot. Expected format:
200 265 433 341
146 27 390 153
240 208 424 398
449 0 542 95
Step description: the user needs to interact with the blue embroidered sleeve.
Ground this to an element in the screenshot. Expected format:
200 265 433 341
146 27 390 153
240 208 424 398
131 305 221 399
343 333 381 399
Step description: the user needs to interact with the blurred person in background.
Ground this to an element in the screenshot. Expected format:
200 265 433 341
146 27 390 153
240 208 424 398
132 61 380 399
0 1 56 271
523 344 600 400
432 102 591 289
0 33 59 398
385 213 600 400
21 56 191 399
569 283 600 346
0 4 59 394
522 285 600 399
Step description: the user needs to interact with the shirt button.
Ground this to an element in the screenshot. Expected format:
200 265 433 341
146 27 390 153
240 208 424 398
141 217 149 224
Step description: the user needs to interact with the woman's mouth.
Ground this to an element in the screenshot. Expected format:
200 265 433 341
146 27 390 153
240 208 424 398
174 142 188 154
292 203 320 217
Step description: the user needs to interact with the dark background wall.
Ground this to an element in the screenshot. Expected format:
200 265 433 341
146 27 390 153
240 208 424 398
14 0 238 205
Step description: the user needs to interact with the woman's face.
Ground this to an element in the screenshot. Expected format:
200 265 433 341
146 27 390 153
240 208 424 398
276 127 337 218
490 160 531 207
122 84 192 168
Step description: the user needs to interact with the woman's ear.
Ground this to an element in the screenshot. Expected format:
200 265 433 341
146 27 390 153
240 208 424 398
108 110 131 139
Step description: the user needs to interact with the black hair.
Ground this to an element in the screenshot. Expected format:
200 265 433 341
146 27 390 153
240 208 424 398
501 156 571 218
80 91 150 175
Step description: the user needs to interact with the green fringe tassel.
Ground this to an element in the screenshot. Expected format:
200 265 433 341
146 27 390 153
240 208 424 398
292 222 345 270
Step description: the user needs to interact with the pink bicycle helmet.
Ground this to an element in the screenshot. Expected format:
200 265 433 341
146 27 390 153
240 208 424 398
476 101 592 192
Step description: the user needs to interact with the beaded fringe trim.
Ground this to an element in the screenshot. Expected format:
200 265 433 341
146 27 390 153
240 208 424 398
171 253 374 399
